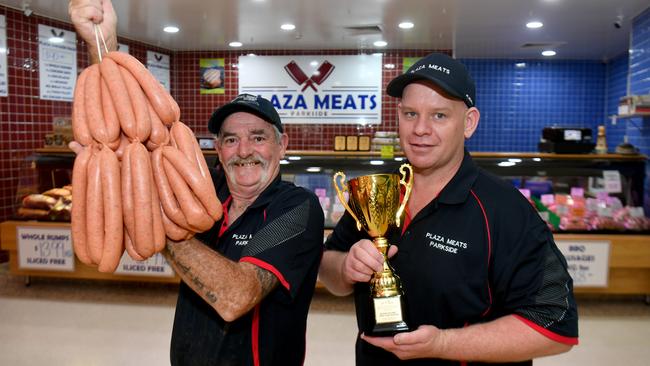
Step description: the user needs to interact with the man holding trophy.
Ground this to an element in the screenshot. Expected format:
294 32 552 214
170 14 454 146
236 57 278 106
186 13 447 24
319 53 578 365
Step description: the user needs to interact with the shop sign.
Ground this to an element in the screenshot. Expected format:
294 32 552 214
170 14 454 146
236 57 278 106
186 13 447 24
147 51 171 91
38 24 77 101
556 240 610 287
114 252 175 277
238 55 382 125
17 226 74 271
0 15 7 97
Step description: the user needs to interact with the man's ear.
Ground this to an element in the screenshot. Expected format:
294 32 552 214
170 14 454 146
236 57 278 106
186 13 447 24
463 107 480 139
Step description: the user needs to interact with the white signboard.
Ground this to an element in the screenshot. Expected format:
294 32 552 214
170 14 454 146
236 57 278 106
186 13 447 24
17 226 75 271
114 251 175 277
556 240 610 287
0 15 8 97
602 170 622 194
38 24 77 101
117 43 129 54
239 55 383 125
147 51 170 91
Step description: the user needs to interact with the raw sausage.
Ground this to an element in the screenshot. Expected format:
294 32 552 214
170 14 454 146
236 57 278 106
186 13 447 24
161 206 193 241
121 143 138 257
106 51 176 125
149 158 166 253
100 77 121 145
145 100 170 151
130 142 155 258
99 57 136 140
71 146 92 265
162 146 222 221
72 67 93 146
85 147 104 264
124 228 144 261
151 147 191 230
162 156 214 232
119 65 152 142
83 64 109 143
98 147 124 273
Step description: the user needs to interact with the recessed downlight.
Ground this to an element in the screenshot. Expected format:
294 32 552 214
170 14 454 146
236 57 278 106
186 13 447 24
398 21 414 29
163 25 179 33
229 41 243 48
526 21 543 29
541 50 556 57
281 23 296 31
373 40 387 47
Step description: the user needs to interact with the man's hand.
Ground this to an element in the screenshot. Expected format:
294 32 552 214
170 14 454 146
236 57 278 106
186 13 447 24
68 0 118 63
341 239 398 284
361 325 444 360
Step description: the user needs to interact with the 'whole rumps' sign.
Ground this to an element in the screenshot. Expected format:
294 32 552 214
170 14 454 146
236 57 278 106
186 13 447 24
238 55 382 125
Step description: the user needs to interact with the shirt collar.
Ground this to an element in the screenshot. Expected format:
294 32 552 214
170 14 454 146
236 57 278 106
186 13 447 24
435 148 479 205
219 174 283 210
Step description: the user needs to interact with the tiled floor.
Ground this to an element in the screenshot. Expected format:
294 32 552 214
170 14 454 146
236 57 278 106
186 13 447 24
1 263 649 365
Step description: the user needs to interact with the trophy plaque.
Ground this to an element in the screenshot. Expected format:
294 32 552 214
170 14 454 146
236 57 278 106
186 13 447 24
333 164 413 336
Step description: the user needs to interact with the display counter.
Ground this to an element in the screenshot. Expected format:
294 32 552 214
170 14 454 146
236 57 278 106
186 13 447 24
1 149 648 295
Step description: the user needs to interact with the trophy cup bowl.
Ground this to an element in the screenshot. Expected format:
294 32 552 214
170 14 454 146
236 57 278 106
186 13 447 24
333 164 413 336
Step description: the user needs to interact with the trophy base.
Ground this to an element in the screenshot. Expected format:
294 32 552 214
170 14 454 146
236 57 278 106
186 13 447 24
366 294 410 337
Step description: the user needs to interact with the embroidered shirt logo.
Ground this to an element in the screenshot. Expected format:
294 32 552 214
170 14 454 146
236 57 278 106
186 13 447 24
425 232 468 254
232 233 253 246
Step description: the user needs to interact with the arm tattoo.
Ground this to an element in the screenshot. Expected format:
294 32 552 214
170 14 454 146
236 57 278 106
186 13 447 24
254 266 280 298
166 242 218 304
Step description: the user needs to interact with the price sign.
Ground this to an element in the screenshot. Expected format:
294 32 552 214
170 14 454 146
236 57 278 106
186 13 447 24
556 240 610 287
114 251 175 277
17 227 74 271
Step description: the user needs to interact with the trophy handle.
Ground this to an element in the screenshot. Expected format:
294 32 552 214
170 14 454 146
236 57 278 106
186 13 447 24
395 164 413 227
333 171 363 231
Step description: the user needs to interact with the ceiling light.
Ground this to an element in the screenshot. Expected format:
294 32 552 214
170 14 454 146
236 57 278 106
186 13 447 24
280 23 296 31
398 22 414 29
48 37 64 44
526 21 543 29
229 41 243 48
541 50 556 57
515 62 526 68
373 40 387 47
163 26 179 33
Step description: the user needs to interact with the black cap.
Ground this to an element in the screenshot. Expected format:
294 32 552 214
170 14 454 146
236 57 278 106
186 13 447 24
208 93 283 134
386 52 476 108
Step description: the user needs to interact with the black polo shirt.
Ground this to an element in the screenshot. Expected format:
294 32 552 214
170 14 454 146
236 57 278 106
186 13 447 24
170 171 324 366
326 150 579 366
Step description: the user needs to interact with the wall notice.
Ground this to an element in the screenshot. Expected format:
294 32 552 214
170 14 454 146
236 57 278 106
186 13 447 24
38 24 77 101
17 226 74 271
556 240 610 287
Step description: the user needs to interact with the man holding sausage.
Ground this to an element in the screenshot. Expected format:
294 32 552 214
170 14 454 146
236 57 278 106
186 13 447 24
69 1 324 365
319 52 579 365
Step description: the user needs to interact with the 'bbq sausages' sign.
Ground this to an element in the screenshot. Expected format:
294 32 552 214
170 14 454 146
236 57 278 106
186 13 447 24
239 55 382 125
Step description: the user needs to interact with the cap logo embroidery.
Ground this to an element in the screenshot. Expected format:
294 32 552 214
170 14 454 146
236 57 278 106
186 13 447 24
237 94 258 103
411 63 450 75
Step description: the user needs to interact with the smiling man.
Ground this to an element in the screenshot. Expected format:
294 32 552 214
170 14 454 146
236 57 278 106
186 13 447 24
162 93 325 365
319 53 579 365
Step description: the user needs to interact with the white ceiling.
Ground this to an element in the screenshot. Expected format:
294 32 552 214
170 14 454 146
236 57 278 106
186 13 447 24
2 0 648 60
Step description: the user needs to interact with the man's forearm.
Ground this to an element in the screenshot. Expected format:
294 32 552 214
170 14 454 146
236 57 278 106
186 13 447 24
436 315 573 362
318 250 354 296
164 238 263 321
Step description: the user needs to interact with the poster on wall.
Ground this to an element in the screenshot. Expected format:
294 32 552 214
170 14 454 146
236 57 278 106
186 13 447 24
147 51 170 91
38 24 77 101
403 57 422 72
0 15 8 97
117 43 129 54
200 58 225 94
239 55 382 125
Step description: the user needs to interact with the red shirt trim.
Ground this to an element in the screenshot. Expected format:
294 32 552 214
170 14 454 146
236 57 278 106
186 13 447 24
252 304 261 366
240 256 291 291
513 314 579 345
470 189 493 317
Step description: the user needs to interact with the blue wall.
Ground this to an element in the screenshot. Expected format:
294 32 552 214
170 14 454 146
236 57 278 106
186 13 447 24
461 59 607 152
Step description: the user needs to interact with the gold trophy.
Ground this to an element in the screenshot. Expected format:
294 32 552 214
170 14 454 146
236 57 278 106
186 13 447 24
333 164 413 336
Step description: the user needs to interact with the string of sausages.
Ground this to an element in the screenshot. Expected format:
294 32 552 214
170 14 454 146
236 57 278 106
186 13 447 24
71 51 222 273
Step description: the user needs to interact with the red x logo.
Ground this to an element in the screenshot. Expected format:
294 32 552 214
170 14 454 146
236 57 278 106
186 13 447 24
284 60 335 92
